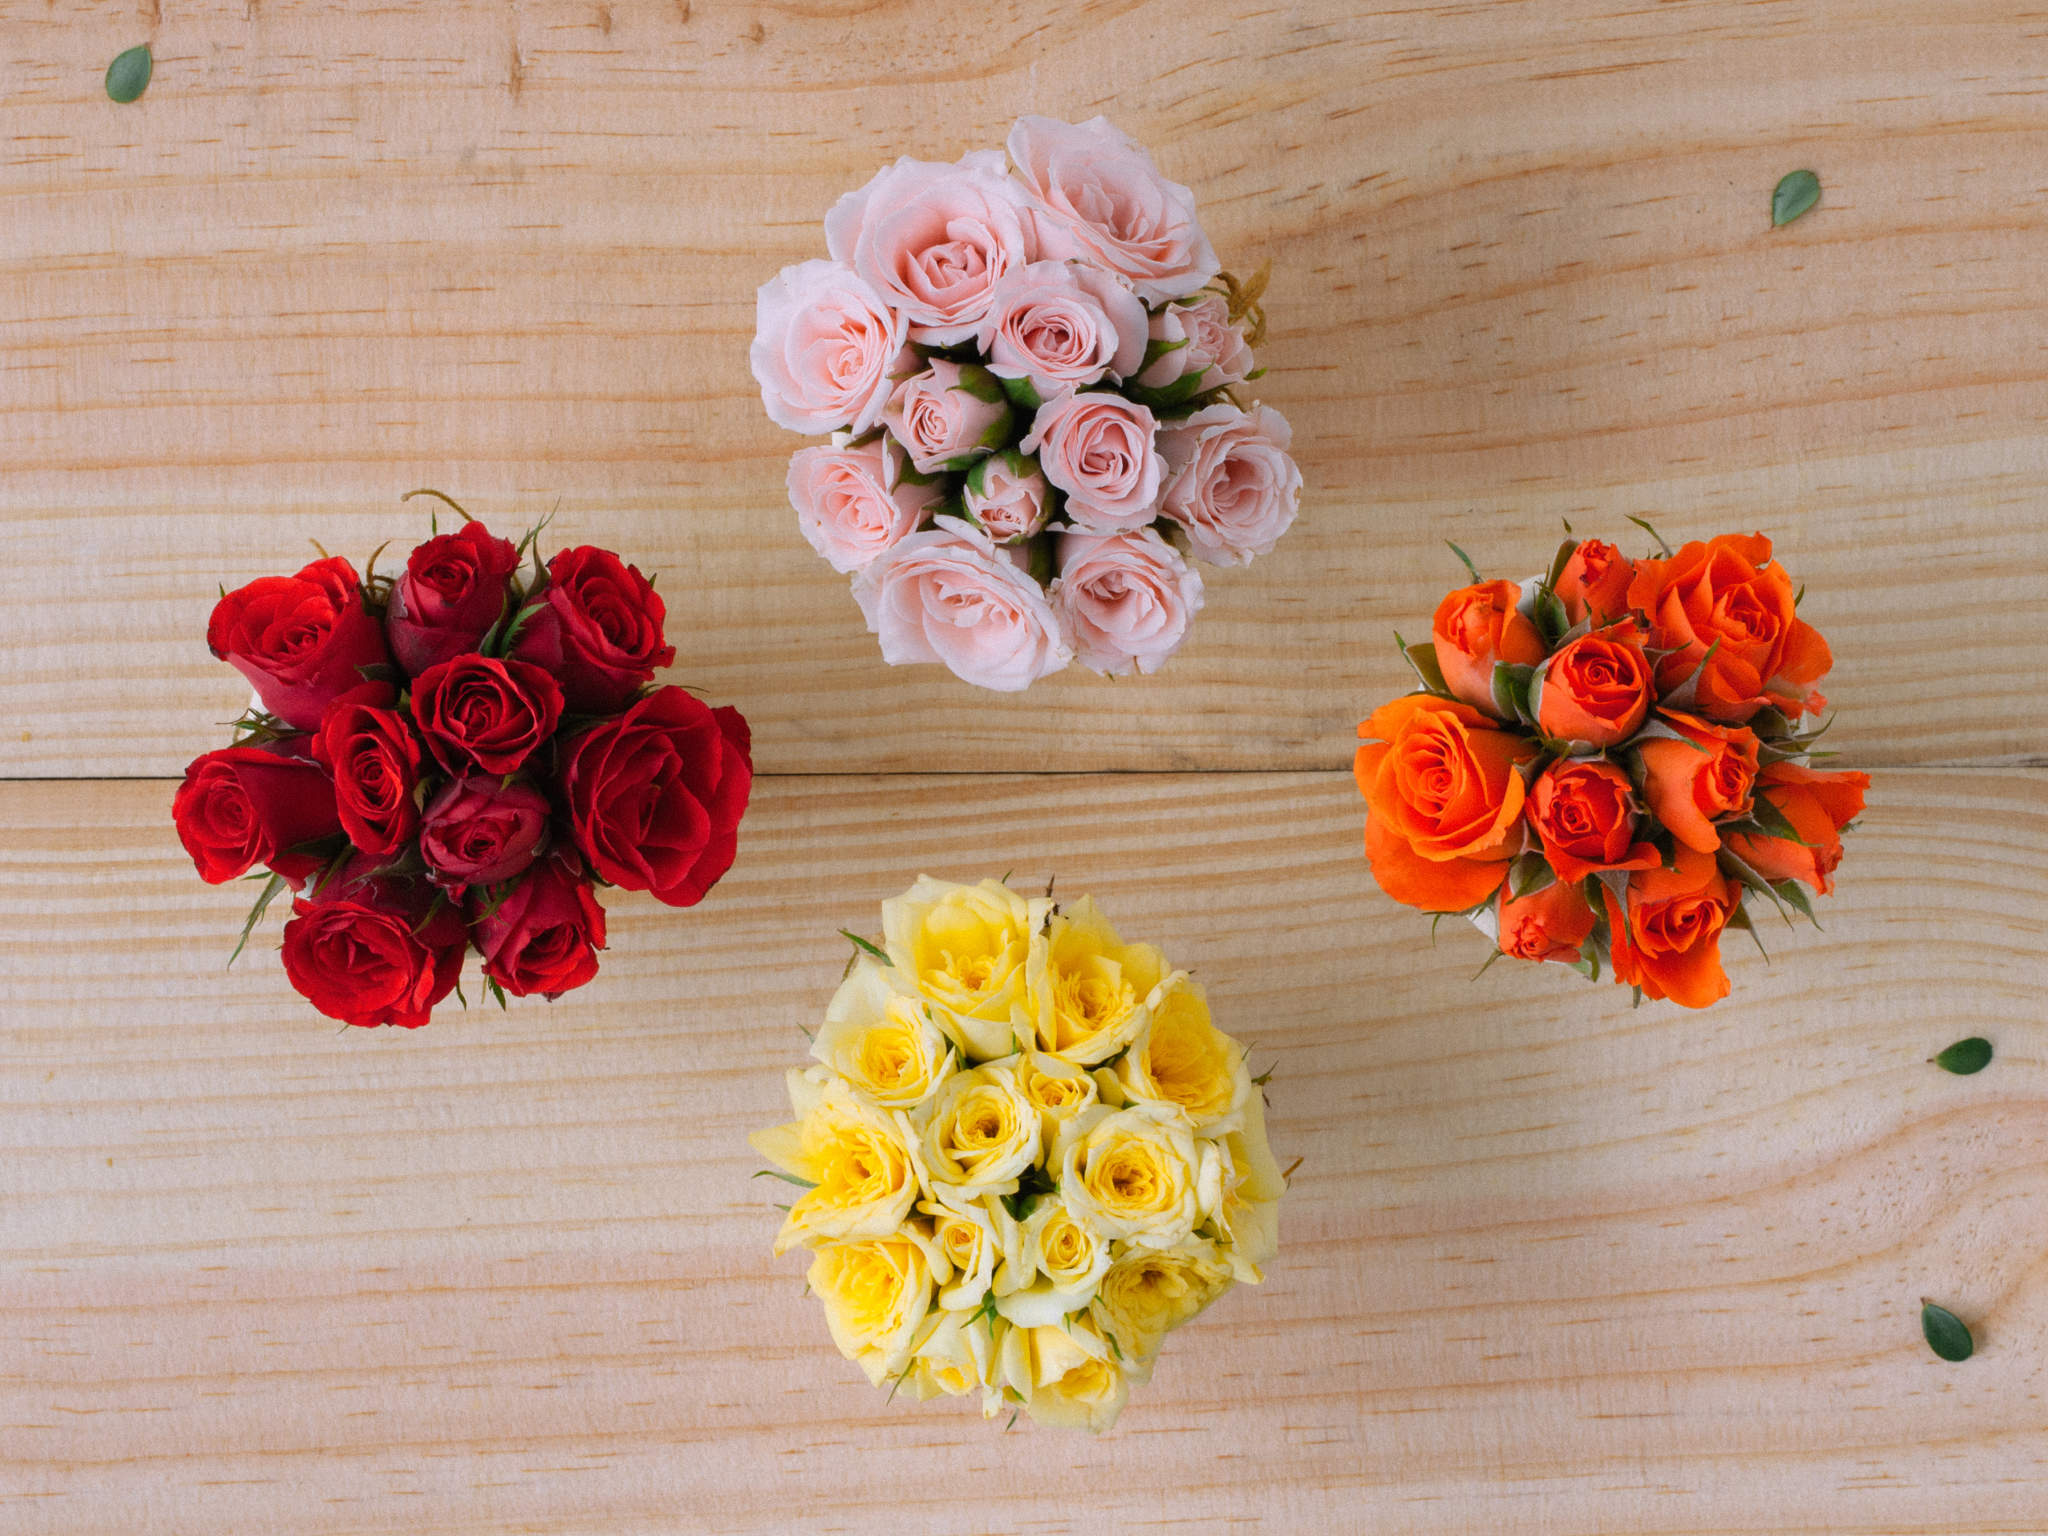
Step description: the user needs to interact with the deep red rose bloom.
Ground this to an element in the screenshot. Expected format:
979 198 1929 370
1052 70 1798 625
280 864 467 1028
410 653 564 776
472 852 606 999
419 775 552 889
510 545 676 713
172 741 342 885
311 703 422 857
385 522 522 676
207 556 394 730
560 686 751 907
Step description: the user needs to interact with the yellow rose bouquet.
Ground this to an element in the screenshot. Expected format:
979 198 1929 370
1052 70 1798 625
751 876 1286 1432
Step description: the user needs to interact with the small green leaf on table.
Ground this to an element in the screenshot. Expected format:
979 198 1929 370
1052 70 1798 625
1920 1300 1973 1362
1931 1037 1992 1076
1771 169 1821 227
106 44 152 103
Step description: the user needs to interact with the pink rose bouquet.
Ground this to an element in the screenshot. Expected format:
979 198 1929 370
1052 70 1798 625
753 115 1302 691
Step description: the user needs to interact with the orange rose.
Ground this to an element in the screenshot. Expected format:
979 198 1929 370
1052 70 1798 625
1554 539 1635 625
1357 694 1538 913
1636 711 1760 853
1527 758 1660 884
1601 843 1735 1009
1535 624 1654 747
1431 580 1544 714
1627 532 1831 723
1496 878 1595 964
1724 761 1869 895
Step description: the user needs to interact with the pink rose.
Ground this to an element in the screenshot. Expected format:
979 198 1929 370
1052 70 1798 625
1020 390 1163 532
750 259 910 435
788 437 940 573
824 150 1035 346
963 450 1053 543
972 260 1147 400
1135 294 1253 396
852 516 1071 692
883 359 1013 474
1049 528 1205 677
1005 115 1219 304
1159 402 1301 565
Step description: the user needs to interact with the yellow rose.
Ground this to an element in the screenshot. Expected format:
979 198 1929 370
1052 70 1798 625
808 1231 937 1387
920 1062 1042 1198
920 1195 1023 1311
883 876 1034 1061
1056 1103 1218 1250
998 1316 1128 1433
901 1308 1000 1407
996 1196 1114 1327
1025 895 1174 1065
1008 1049 1100 1155
812 959 954 1109
1091 1240 1235 1380
1114 979 1249 1132
1215 1078 1286 1282
749 1070 924 1255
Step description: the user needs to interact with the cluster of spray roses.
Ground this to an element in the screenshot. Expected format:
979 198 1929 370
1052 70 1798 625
1357 530 1868 1009
173 505 752 1027
751 115 1302 691
752 878 1285 1431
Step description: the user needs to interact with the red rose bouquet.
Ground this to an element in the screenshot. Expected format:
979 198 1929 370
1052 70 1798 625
175 494 753 1027
1355 527 1868 1009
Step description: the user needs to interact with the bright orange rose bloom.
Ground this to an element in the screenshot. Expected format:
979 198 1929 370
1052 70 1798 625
1431 580 1544 715
1535 624 1654 747
1527 759 1659 884
1627 532 1831 723
1496 878 1595 964
1357 694 1539 913
1636 711 1760 853
1724 761 1869 895
1602 843 1736 1010
1554 539 1635 625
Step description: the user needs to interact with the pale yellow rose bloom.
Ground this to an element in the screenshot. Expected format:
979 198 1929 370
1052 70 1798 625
1114 979 1249 1133
998 1315 1129 1433
1025 895 1174 1065
920 1194 1023 1311
883 876 1034 1061
749 1069 925 1256
1090 1239 1235 1381
900 1307 1000 1406
1003 1049 1100 1156
1055 1102 1218 1250
1215 1078 1286 1282
807 1229 938 1387
920 1062 1042 1199
812 959 954 1110
996 1196 1114 1327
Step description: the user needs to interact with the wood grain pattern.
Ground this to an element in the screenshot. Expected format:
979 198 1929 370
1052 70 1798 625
3 770 2046 1534
3 0 2047 775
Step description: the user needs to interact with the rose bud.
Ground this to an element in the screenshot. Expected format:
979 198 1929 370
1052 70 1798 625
419 775 552 890
1535 623 1654 747
1636 712 1761 853
973 260 1147 400
1527 759 1659 884
963 450 1054 544
1049 527 1205 677
172 741 342 885
508 545 676 715
1430 580 1545 715
1022 390 1164 532
279 863 468 1029
1601 843 1737 1010
559 685 752 908
1134 294 1254 396
1724 761 1869 895
410 653 565 777
884 359 1014 475
1158 403 1301 565
472 851 607 1000
1554 538 1635 625
789 437 943 574
384 521 522 676
1495 879 1595 965
207 556 394 730
1628 532 1831 722
311 703 423 858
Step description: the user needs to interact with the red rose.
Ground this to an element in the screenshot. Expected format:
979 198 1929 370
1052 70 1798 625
510 545 676 713
472 852 606 999
385 521 522 676
419 775 553 889
280 864 467 1028
311 704 422 857
560 686 751 907
1553 539 1635 625
410 654 564 776
207 556 394 730
172 741 342 885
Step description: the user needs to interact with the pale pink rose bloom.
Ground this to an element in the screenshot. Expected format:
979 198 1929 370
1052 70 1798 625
1135 294 1254 393
1158 403 1301 566
1050 528 1205 677
824 150 1036 346
788 438 941 574
883 359 1014 474
852 516 1072 692
751 259 910 435
973 260 1147 400
1005 115 1220 305
963 451 1053 543
1020 391 1163 532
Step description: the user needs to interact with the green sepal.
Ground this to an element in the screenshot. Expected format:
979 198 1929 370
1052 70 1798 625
997 374 1042 412
227 872 289 970
840 930 891 964
951 363 1008 406
1392 631 1450 696
1506 851 1556 901
1446 541 1482 583
1626 515 1674 557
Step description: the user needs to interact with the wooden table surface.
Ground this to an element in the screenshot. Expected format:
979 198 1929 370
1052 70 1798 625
3 1 2046 1532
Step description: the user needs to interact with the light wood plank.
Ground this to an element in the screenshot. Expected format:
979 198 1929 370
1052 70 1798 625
3 769 2045 1533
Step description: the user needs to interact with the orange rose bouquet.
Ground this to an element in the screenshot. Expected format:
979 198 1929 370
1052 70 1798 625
1355 528 1867 1009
